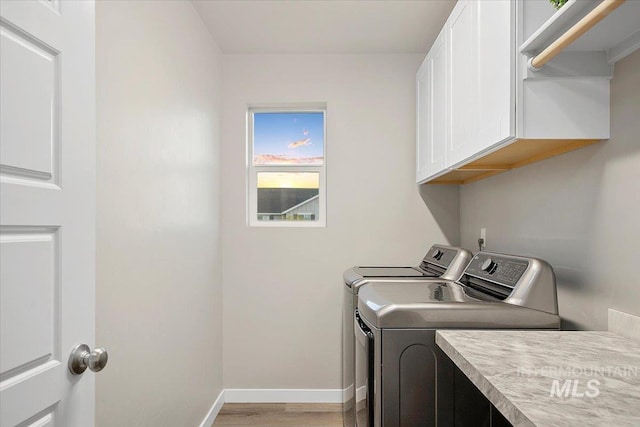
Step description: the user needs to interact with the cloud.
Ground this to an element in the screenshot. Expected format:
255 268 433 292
288 138 312 149
303 129 309 136
254 154 323 165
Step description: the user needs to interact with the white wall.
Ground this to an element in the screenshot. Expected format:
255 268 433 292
459 50 640 330
96 1 223 425
221 54 459 390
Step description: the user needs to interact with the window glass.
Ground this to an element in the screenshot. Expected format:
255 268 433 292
253 112 324 165
256 172 320 222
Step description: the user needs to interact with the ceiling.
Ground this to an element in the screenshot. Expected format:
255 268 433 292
192 0 456 54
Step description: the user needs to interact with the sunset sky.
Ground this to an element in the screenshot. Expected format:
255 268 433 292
253 112 324 165
257 172 319 189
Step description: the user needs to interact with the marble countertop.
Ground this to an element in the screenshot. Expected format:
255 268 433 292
436 330 640 427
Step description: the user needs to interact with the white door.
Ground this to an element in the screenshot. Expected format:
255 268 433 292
0 1 96 426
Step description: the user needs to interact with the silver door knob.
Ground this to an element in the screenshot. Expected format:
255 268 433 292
68 343 109 375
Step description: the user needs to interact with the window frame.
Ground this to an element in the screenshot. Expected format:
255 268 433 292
247 104 327 228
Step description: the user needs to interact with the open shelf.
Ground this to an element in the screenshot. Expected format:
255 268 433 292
427 139 601 185
520 0 640 63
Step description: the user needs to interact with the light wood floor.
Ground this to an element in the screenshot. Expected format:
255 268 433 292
212 403 343 427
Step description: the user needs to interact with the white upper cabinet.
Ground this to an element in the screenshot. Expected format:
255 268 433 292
416 29 448 183
476 0 514 152
416 54 431 182
429 29 448 175
417 0 620 185
448 0 479 167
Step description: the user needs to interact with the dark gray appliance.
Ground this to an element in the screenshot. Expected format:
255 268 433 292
355 252 560 427
342 245 473 427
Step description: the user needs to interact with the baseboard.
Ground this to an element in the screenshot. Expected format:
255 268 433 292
198 388 343 425
609 308 640 343
224 389 343 403
199 389 225 427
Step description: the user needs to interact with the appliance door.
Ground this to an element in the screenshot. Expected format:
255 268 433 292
354 311 374 427
343 287 355 427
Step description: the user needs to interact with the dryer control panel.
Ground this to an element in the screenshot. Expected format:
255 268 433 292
459 251 558 314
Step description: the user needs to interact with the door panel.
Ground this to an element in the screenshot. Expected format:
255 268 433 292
0 25 57 178
0 1 96 426
1 361 60 427
28 413 55 427
0 229 58 373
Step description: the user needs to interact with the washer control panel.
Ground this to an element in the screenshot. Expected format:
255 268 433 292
421 246 458 269
465 253 529 289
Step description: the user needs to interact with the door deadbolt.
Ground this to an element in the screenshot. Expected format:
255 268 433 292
68 344 109 375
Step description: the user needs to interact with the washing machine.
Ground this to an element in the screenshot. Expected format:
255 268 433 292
355 252 561 427
342 245 473 427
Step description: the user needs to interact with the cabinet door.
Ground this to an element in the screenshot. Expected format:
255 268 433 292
428 29 448 176
416 30 448 184
448 0 478 167
416 54 431 183
477 0 514 148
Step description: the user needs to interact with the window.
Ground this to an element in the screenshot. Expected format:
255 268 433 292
248 106 326 227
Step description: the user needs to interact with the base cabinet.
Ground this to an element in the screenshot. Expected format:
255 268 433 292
454 366 513 427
